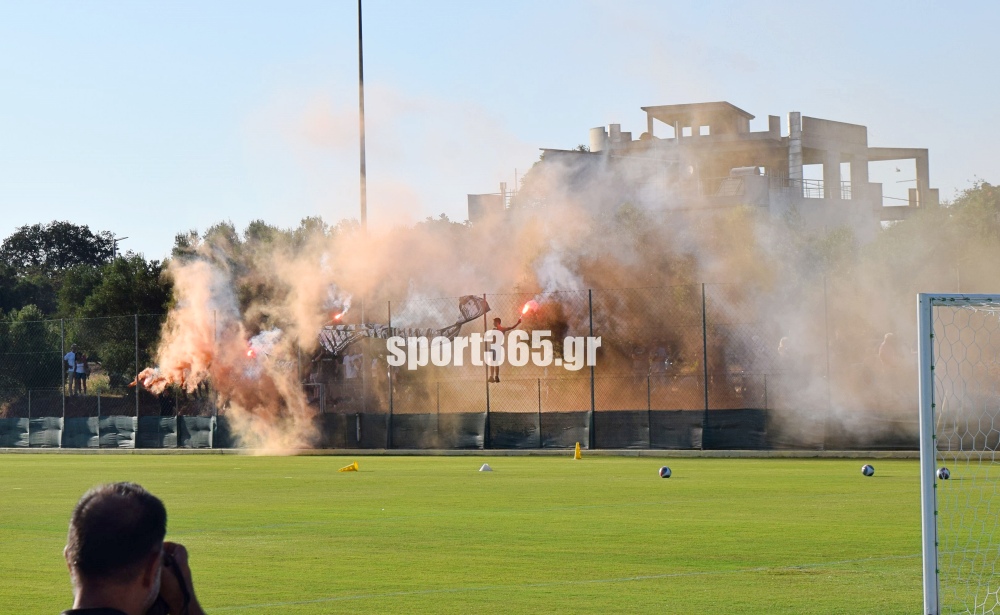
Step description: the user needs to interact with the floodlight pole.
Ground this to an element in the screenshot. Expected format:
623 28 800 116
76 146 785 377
357 0 369 417
112 236 129 261
358 0 367 234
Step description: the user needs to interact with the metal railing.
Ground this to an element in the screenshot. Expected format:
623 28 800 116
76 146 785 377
780 177 853 200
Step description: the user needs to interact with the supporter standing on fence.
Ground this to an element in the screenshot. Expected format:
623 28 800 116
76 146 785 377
63 344 78 396
488 316 521 383
62 482 206 615
75 352 89 396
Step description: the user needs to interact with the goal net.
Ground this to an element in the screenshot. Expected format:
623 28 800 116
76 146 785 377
920 294 1000 615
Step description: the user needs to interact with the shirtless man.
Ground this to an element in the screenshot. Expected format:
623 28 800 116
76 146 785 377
488 316 521 383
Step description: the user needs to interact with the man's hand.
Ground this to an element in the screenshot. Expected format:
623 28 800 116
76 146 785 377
159 542 205 615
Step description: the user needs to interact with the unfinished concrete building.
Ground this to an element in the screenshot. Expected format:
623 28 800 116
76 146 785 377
470 101 937 242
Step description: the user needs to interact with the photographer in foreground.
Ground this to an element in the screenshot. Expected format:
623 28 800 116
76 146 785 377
62 482 206 615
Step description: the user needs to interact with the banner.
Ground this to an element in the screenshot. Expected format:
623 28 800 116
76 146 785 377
318 295 490 355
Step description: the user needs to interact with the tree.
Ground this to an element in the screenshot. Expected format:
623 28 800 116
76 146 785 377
73 254 172 389
0 305 62 393
244 219 282 247
82 253 171 318
0 221 115 276
0 264 58 314
290 216 329 249
57 265 104 317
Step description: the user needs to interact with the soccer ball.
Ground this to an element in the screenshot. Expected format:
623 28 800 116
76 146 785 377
937 467 951 480
659 466 671 479
861 464 875 477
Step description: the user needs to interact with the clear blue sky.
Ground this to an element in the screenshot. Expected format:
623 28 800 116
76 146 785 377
0 0 996 260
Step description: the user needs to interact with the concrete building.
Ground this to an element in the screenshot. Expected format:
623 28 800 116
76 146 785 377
469 101 938 241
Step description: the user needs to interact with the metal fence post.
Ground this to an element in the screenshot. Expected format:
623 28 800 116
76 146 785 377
60 318 65 448
360 297 367 416
27 389 31 448
60 318 65 414
822 276 831 451
134 314 139 419
588 289 595 450
762 373 768 449
537 378 542 448
701 284 709 451
386 300 393 449
483 293 491 449
647 373 652 449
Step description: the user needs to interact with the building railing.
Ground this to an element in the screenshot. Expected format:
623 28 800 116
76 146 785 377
777 177 853 200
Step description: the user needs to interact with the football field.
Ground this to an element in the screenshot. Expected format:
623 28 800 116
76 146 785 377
0 454 922 614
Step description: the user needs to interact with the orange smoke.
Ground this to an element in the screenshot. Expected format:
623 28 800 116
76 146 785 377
144 257 319 452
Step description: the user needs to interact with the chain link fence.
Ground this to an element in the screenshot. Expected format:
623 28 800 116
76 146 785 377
0 283 920 450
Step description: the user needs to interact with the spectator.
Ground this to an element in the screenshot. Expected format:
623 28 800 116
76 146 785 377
64 344 78 396
75 352 89 395
488 316 521 383
62 482 205 615
344 353 361 379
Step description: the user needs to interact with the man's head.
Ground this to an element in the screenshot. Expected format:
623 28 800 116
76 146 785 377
65 483 167 608
493 317 501 326
71 344 77 352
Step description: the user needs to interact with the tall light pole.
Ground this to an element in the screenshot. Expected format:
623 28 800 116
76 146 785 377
358 0 367 233
357 0 369 413
112 236 128 260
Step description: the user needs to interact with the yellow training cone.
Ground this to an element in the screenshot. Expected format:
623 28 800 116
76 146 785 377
339 461 359 472
574 442 582 460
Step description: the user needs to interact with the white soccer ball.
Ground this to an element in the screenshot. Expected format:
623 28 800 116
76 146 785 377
861 464 875 477
658 466 671 479
937 467 951 480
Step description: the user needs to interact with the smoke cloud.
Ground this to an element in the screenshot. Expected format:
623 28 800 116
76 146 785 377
146 119 995 450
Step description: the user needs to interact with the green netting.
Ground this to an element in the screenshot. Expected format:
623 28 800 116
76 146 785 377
62 417 99 448
28 417 62 447
0 418 28 447
99 416 137 449
178 416 214 448
137 416 177 449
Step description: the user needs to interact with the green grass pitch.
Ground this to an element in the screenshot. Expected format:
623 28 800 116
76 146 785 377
0 454 921 614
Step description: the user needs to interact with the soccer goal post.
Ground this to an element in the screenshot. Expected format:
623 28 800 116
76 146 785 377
919 293 1000 615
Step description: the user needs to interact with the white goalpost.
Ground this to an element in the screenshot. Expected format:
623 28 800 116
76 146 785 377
919 293 1000 615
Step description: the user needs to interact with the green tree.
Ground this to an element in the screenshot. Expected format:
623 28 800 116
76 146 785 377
0 305 62 394
57 265 104 317
0 264 58 314
0 221 119 315
69 254 172 389
81 253 171 318
0 221 115 275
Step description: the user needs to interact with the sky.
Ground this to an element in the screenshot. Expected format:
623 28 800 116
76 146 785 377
0 0 997 260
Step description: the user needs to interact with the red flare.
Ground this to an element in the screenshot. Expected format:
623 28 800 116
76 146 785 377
247 348 256 358
521 300 538 315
